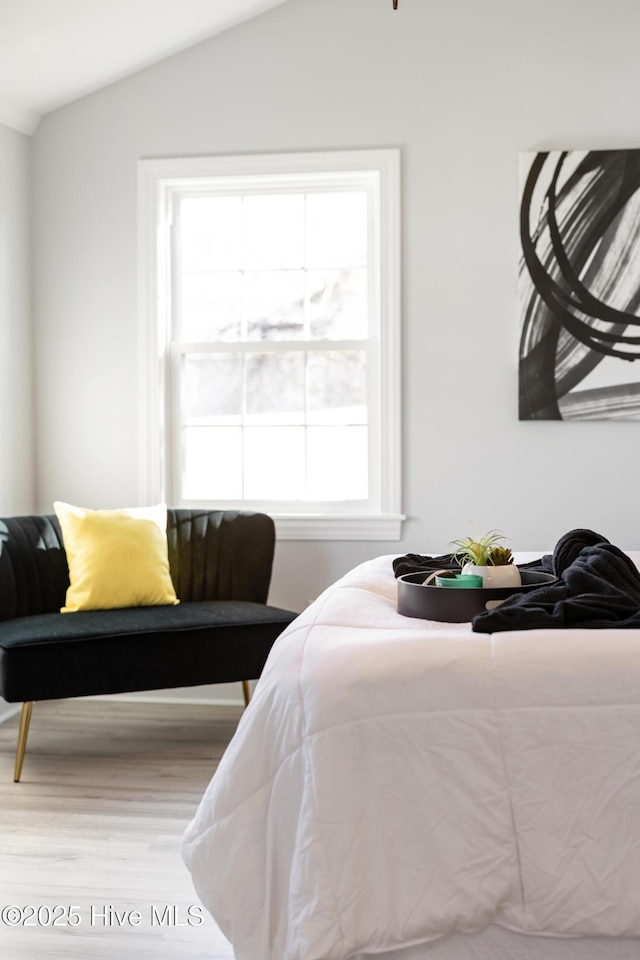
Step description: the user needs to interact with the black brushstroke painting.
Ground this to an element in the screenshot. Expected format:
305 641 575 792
519 150 640 420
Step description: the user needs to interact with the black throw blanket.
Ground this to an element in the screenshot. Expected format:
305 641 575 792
472 528 640 633
392 552 549 579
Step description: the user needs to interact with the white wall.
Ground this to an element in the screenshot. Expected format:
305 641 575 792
0 121 33 720
0 122 33 516
31 0 640 623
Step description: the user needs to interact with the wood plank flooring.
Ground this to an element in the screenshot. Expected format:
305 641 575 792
0 699 241 959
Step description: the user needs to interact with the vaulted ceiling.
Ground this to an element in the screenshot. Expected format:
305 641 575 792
0 0 290 134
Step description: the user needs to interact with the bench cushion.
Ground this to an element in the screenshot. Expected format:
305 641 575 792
0 602 297 702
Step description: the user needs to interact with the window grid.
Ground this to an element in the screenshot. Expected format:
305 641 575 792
171 185 372 508
171 342 371 503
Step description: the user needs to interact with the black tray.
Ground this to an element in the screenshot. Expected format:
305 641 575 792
397 570 557 623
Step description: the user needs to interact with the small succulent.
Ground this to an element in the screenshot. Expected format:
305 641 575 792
450 529 513 568
488 545 514 567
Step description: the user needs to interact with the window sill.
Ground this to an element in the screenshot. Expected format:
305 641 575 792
272 514 405 541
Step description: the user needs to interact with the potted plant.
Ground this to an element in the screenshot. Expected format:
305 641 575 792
449 529 521 588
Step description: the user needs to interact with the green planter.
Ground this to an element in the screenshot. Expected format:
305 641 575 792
435 574 483 589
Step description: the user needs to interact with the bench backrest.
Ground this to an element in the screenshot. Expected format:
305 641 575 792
0 509 276 622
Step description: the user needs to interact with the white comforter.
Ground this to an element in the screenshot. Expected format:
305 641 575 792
182 553 640 960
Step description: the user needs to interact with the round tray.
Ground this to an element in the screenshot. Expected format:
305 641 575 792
397 569 557 623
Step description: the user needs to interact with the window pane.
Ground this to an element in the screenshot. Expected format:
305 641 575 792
180 197 242 271
243 427 305 499
306 192 368 268
181 272 242 341
243 195 305 269
308 268 368 340
183 426 242 499
183 354 242 423
306 426 368 500
245 353 305 424
245 270 305 341
307 351 367 424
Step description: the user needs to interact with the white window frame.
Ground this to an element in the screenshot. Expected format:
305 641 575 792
138 149 403 540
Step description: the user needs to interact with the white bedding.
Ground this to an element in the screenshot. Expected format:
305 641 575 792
183 553 640 960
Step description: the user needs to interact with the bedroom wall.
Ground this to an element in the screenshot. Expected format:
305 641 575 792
0 122 33 517
0 121 33 720
31 0 640 626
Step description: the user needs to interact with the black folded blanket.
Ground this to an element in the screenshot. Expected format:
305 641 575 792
471 528 640 632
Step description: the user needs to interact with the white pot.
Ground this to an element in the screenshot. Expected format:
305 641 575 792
461 562 521 588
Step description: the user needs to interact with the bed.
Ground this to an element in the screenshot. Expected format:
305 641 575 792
182 551 640 960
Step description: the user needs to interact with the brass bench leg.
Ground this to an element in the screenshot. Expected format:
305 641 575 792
241 681 251 708
14 701 33 783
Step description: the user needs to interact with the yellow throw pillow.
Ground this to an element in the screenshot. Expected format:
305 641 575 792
53 501 179 613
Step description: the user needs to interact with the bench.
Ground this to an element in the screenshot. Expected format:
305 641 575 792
0 508 297 781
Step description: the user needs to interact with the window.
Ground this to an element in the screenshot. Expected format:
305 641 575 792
139 150 402 540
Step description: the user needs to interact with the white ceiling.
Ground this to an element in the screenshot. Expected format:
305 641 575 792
0 0 290 135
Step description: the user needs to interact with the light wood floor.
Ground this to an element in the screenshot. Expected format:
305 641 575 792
0 698 241 959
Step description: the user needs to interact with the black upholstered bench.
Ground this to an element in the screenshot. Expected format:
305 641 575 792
0 509 297 781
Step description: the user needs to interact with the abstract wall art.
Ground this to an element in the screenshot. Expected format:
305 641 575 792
519 149 640 420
